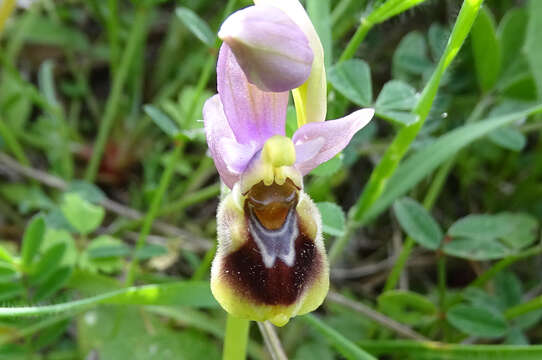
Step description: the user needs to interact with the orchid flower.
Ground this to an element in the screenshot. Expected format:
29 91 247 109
203 0 374 326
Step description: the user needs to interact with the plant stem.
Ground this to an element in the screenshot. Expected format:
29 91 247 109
223 315 250 360
159 182 220 216
338 19 372 63
85 6 148 182
358 340 542 359
257 321 288 360
382 238 415 292
0 117 30 166
328 0 484 264
302 314 377 360
125 141 184 286
0 0 16 39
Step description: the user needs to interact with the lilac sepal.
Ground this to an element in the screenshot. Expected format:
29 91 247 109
219 5 313 92
293 109 375 175
203 95 253 188
217 44 289 145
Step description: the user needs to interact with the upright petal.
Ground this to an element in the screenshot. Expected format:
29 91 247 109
203 95 257 188
217 44 289 145
292 109 375 175
254 0 327 125
219 5 313 92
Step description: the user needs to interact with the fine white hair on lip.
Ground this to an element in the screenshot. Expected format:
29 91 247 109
248 207 298 268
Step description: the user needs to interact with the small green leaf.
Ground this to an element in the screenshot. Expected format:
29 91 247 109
392 31 432 77
498 8 528 73
60 193 105 235
378 290 437 326
375 80 417 111
176 7 215 47
144 104 181 138
471 7 501 92
495 272 522 309
376 110 418 126
443 237 510 260
428 24 449 61
328 59 372 106
22 216 46 268
136 244 168 260
488 126 526 151
369 0 427 24
29 243 66 285
316 202 346 237
448 213 538 250
447 304 508 338
34 266 72 302
66 181 106 204
393 198 443 250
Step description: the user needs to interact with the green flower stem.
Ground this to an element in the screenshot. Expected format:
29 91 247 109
358 340 542 359
302 314 377 360
0 0 16 38
125 141 184 286
328 0 484 264
223 315 250 360
84 6 149 182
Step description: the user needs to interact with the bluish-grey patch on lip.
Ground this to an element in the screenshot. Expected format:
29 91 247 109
247 205 298 268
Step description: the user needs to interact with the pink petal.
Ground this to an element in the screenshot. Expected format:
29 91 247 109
217 44 289 146
293 109 374 175
204 95 253 188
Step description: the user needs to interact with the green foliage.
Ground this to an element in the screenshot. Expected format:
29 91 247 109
378 290 437 326
21 215 45 268
471 7 501 92
176 7 215 47
447 304 508 338
316 202 346 237
393 197 443 250
329 59 372 107
60 193 105 235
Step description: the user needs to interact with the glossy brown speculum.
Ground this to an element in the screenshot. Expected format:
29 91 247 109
245 179 299 230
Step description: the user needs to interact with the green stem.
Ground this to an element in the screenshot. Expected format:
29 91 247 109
85 6 149 182
338 19 373 63
0 118 30 166
437 254 446 310
382 238 415 292
160 183 220 216
302 314 377 360
506 294 542 320
328 0 484 264
223 315 250 360
358 340 542 359
125 142 184 286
